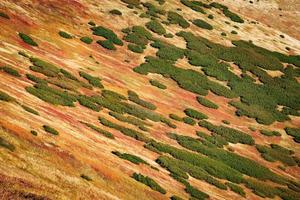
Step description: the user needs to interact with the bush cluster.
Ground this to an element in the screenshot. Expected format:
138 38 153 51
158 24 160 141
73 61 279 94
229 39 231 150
80 36 93 44
43 125 59 135
91 26 123 46
284 127 300 143
0 66 21 77
128 90 157 110
184 108 208 120
97 40 116 50
259 129 281 137
167 11 190 28
58 31 72 39
193 19 213 30
196 96 218 109
149 79 166 89
112 151 148 165
0 90 15 102
145 20 166 35
79 71 103 88
77 95 101 112
81 121 114 139
180 0 207 14
109 9 122 15
109 111 150 130
18 33 38 46
0 137 15 151
128 44 144 53
132 173 166 194
21 105 39 115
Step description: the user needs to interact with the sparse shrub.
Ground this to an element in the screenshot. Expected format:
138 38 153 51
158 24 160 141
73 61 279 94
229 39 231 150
112 151 148 164
0 137 15 151
221 32 227 36
180 0 207 14
80 36 93 44
91 26 123 45
21 105 39 115
167 11 190 28
184 108 208 120
170 195 183 200
149 79 166 89
0 12 10 19
79 71 103 88
182 117 196 125
43 125 59 135
231 30 238 34
58 31 72 39
128 90 157 110
132 173 166 194
109 9 122 15
128 44 144 53
0 66 21 77
18 33 38 46
193 19 213 30
145 20 166 35
0 90 15 102
97 40 116 50
169 114 182 121
196 96 218 109
259 130 281 137
81 121 114 139
80 174 92 181
208 14 214 19
30 130 38 136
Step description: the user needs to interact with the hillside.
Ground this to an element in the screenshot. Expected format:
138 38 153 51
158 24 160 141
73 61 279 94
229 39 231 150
0 0 300 200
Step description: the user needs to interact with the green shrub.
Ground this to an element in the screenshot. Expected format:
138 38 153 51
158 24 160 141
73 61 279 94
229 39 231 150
170 195 183 200
0 90 15 102
164 33 174 38
208 14 214 19
284 127 300 143
0 12 10 19
210 3 244 23
145 20 166 35
151 40 185 62
98 117 149 142
0 66 21 77
88 21 95 26
167 11 190 28
18 51 29 58
149 79 166 89
91 26 123 45
198 120 255 145
184 108 208 120
169 114 182 121
30 130 38 136
196 96 218 109
58 31 72 39
259 130 281 137
81 121 114 139
231 30 238 34
180 0 207 14
183 117 196 125
18 33 38 46
97 40 116 50
132 173 166 194
26 74 47 84
109 9 122 15
128 44 144 53
77 95 101 112
142 2 166 18
43 125 59 135
79 71 103 88
128 90 157 110
112 151 148 164
80 36 93 44
0 137 15 151
193 19 213 30
102 89 127 100
29 57 60 77
80 174 92 181
121 0 140 7
26 84 76 106
21 105 39 115
225 182 245 197
221 32 227 36
109 111 150 129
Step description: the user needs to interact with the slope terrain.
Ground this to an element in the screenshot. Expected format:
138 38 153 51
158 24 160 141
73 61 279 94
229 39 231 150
0 0 300 200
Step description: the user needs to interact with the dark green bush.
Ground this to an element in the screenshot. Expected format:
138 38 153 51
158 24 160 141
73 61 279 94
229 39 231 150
30 130 38 136
142 2 166 18
128 44 144 53
170 195 183 200
128 90 157 110
109 111 150 129
184 108 208 120
167 11 190 28
259 130 281 137
149 79 166 89
88 21 96 26
199 120 255 145
0 66 21 77
97 40 116 50
222 120 230 125
102 89 127 100
185 184 209 199
196 96 218 109
210 3 244 23
145 20 166 35
79 71 103 88
284 127 300 143
18 33 38 46
182 117 196 125
169 114 182 121
21 105 39 115
121 0 140 7
26 74 47 84
112 151 148 164
132 173 166 194
180 0 207 14
193 19 213 30
0 137 15 151
109 9 122 15
29 57 60 77
77 95 101 112
208 14 214 19
91 26 123 46
225 182 245 197
80 36 93 44
80 174 92 181
231 30 238 34
58 31 72 39
0 12 10 19
0 90 15 102
43 125 59 135
81 121 114 139
164 33 174 38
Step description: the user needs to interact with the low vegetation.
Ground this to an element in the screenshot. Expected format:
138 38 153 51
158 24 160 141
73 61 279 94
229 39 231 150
149 79 166 89
81 121 114 139
21 105 39 115
43 125 59 135
145 20 166 35
128 90 157 110
0 66 21 77
0 137 15 151
58 31 73 39
79 71 103 88
259 129 281 137
112 151 148 165
184 108 208 120
284 127 300 143
132 173 166 194
0 90 15 102
193 19 213 30
18 33 38 46
196 96 218 109
80 36 93 44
